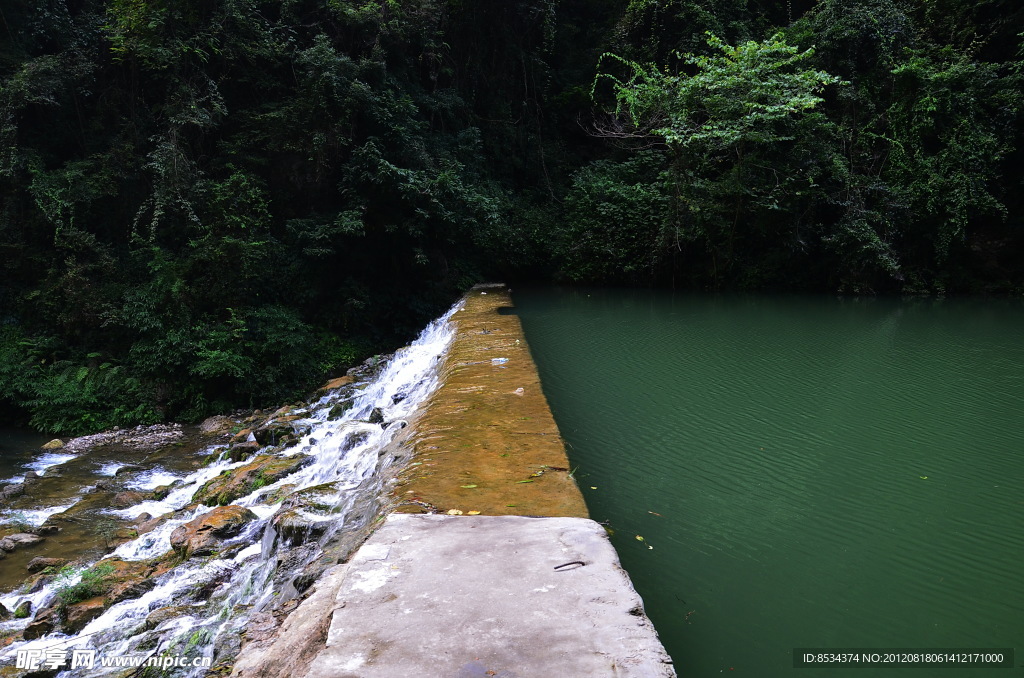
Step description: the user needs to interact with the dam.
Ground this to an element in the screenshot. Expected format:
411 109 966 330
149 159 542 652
232 284 675 677
0 285 673 677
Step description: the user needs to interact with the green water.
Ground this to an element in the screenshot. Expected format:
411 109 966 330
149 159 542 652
514 288 1024 678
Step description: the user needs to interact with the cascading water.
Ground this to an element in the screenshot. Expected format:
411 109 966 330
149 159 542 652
0 301 461 676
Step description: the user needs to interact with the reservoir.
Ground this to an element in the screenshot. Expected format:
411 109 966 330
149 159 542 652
514 288 1024 677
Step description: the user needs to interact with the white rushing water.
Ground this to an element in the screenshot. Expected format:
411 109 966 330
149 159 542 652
25 453 78 475
0 301 461 676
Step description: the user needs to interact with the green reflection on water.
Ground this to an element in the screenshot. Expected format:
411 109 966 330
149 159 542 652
515 288 1024 678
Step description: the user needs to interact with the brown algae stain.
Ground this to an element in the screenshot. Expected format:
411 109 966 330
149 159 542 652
394 284 588 518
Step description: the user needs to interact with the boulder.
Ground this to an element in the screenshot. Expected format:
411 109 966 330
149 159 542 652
316 375 354 395
0 603 8 620
27 557 67 573
0 533 44 552
273 509 332 547
253 416 306 447
170 505 258 559
111 491 147 508
192 455 310 506
368 407 385 424
14 600 31 618
199 415 236 436
229 441 261 463
22 607 56 639
230 428 253 444
114 464 144 476
41 439 64 450
135 514 167 535
0 483 24 500
93 557 157 605
64 596 106 634
271 482 343 546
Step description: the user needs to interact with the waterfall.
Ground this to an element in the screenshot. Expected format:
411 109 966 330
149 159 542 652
0 301 461 676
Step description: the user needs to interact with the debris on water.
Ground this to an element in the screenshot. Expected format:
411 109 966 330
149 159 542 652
648 511 663 517
491 357 508 365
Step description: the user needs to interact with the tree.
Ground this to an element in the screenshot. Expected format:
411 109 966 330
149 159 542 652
589 33 843 286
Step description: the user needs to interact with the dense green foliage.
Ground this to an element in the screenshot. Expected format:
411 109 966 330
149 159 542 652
1 0 1021 431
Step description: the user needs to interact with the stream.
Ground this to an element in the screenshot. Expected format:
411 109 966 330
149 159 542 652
0 301 460 676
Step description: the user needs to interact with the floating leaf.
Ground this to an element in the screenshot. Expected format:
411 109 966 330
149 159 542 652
446 509 463 515
635 535 645 542
505 504 517 507
460 484 478 489
920 476 929 480
516 480 533 484
590 486 597 490
467 510 481 515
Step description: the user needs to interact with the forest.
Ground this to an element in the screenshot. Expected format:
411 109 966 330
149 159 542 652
1 0 1021 432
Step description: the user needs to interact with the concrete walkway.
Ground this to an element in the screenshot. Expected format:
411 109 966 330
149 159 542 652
236 514 675 678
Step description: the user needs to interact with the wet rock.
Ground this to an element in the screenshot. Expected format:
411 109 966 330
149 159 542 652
0 483 24 500
22 607 55 639
63 424 185 455
0 602 8 620
32 524 59 536
114 464 144 476
27 573 54 593
136 513 168 535
0 533 44 552
64 596 106 634
258 483 298 506
170 505 258 559
23 470 39 483
192 455 310 506
14 600 32 618
200 415 236 436
231 428 254 444
145 605 197 630
150 485 172 501
95 557 157 605
111 491 147 508
241 611 279 645
41 439 64 450
253 416 305 447
45 491 115 525
327 400 353 420
316 375 354 395
89 480 116 493
229 441 261 462
133 512 153 524
368 407 385 424
273 509 332 547
27 557 67 573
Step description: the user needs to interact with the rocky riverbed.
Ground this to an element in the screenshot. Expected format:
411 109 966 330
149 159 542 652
0 334 448 677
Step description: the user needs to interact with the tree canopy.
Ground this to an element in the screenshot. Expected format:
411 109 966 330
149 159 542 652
0 0 1021 431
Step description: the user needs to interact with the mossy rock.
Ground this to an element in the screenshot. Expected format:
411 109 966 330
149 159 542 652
192 455 310 507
